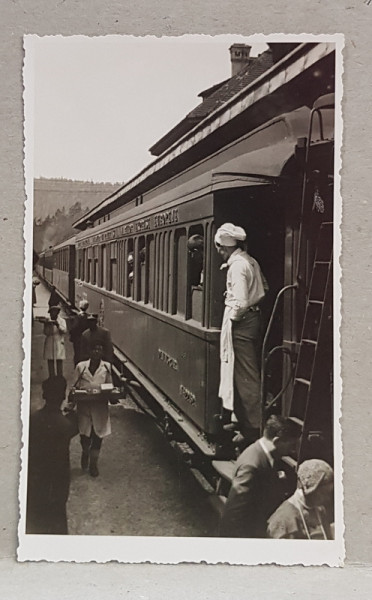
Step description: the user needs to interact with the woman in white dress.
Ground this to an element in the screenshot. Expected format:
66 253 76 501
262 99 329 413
43 305 67 377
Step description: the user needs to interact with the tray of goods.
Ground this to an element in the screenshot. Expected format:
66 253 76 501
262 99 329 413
69 384 122 403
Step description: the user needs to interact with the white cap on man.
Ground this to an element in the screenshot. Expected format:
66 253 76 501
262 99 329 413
215 223 247 247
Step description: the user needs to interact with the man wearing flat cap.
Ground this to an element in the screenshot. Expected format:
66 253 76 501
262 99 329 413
80 313 113 364
215 223 267 443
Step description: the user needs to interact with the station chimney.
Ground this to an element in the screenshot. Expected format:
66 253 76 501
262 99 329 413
229 43 252 76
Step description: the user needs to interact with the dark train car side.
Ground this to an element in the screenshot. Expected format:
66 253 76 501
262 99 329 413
35 247 54 287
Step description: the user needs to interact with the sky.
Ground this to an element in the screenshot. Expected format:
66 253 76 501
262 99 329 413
29 35 268 184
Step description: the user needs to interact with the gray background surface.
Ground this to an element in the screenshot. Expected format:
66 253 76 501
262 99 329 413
1 1 372 596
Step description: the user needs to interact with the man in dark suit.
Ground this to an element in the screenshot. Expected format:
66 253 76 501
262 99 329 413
69 300 90 365
80 313 113 363
219 415 300 538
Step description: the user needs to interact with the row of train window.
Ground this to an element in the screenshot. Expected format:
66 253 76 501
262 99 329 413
54 247 70 272
76 224 205 322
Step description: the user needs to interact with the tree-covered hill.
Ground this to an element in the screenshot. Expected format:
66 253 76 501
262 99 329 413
33 178 123 253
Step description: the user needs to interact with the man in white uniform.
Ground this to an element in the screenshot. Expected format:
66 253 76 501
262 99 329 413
73 343 116 477
215 223 267 443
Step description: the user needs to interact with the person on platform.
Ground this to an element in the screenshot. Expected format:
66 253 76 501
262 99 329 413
26 376 78 535
43 305 67 377
80 313 113 363
48 285 60 309
32 276 40 307
219 415 300 538
69 299 90 366
267 458 334 540
32 251 40 321
73 343 118 477
215 222 268 444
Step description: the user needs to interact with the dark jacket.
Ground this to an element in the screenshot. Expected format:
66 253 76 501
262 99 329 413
220 439 287 538
69 312 89 343
26 406 78 534
69 312 89 365
48 288 60 308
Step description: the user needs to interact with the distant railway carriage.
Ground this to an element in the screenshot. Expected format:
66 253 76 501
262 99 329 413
52 237 76 305
36 247 54 286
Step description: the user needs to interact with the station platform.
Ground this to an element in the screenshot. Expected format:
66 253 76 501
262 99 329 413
28 277 218 536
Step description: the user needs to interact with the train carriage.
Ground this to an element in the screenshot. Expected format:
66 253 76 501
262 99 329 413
73 96 335 463
35 247 54 286
52 236 76 306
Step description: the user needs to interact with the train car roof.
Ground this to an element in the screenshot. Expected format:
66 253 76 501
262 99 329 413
75 102 334 242
73 42 335 230
52 235 76 250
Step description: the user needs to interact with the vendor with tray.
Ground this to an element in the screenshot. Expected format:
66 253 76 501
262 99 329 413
69 343 121 477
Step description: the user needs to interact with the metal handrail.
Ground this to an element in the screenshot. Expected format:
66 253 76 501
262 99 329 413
262 345 295 413
260 283 298 430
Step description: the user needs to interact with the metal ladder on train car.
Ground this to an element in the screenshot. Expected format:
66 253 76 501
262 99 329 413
288 220 333 464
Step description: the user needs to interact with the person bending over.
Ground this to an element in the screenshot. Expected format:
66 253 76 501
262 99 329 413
219 415 300 538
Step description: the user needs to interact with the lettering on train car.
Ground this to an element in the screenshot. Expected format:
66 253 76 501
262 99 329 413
95 230 115 243
117 223 134 236
158 348 179 371
77 238 92 249
179 384 197 407
154 208 179 228
76 210 180 248
135 219 151 233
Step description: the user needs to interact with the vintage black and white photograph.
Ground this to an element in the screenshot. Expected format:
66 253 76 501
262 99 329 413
19 34 343 564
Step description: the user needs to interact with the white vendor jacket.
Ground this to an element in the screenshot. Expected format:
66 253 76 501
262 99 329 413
43 316 67 361
219 249 266 411
74 360 113 438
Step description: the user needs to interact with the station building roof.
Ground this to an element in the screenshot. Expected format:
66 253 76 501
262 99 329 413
149 49 274 157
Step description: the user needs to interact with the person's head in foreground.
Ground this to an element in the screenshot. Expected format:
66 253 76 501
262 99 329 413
297 458 334 508
42 375 67 407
